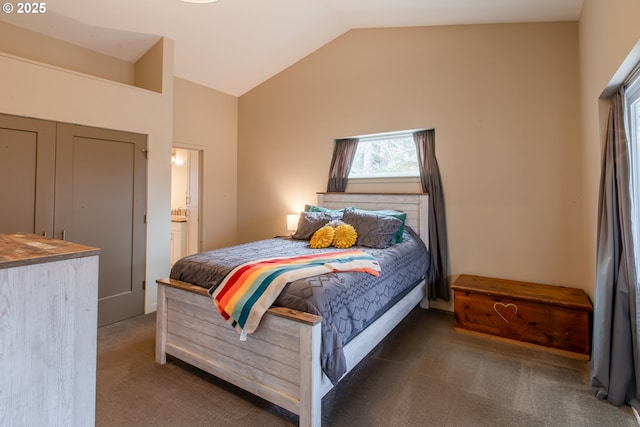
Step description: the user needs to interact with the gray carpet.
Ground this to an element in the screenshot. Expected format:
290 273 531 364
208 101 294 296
96 308 637 427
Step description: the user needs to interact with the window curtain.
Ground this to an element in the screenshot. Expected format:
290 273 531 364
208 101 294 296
326 138 359 192
413 129 450 300
590 87 640 410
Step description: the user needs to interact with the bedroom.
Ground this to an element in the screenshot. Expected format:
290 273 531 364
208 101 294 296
0 0 639 425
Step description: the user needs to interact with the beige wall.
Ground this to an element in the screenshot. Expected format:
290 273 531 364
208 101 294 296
135 39 164 93
0 39 174 314
173 77 238 250
238 23 584 301
0 21 136 85
578 0 640 300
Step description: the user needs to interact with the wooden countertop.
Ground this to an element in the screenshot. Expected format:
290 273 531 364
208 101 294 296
0 233 100 269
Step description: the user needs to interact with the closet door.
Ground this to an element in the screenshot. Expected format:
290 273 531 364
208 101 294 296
0 114 55 236
55 124 147 326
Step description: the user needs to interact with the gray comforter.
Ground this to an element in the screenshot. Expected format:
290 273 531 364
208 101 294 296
170 226 429 384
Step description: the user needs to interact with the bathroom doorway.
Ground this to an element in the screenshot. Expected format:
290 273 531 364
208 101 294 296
171 147 202 265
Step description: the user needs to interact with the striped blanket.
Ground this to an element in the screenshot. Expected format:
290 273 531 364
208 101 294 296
210 249 380 337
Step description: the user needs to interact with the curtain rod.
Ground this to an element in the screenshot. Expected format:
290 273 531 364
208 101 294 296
335 128 434 141
624 61 640 87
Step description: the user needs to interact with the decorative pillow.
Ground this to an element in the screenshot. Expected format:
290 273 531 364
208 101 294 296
350 208 407 244
376 210 406 244
332 223 357 248
304 204 347 220
342 208 404 249
309 225 335 248
291 211 332 240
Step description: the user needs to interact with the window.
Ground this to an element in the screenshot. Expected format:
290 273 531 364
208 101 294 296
628 75 640 153
626 68 640 268
348 131 420 178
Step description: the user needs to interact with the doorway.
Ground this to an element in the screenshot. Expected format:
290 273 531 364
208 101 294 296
171 147 202 265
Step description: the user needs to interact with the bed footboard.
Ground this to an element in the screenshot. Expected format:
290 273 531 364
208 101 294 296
156 276 426 427
155 278 323 427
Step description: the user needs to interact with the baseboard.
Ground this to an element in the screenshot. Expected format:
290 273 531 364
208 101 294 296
146 303 157 314
632 406 640 426
429 298 453 312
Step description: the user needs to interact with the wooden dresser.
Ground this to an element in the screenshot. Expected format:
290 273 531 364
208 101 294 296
0 233 100 426
451 274 593 359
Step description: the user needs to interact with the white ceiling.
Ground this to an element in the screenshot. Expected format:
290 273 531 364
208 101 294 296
0 0 583 96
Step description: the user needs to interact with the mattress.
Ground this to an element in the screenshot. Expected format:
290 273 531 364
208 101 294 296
170 226 429 384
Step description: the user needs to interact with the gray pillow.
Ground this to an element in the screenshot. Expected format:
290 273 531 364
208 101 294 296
342 208 403 248
291 211 332 240
304 204 345 220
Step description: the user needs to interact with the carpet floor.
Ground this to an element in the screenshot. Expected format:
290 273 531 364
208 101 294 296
96 308 637 426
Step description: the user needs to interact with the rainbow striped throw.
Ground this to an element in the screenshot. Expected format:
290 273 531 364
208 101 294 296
210 249 380 337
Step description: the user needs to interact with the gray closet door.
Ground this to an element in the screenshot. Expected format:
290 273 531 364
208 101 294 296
0 114 56 237
55 124 147 326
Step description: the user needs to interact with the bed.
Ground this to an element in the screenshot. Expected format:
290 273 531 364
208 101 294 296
155 192 430 427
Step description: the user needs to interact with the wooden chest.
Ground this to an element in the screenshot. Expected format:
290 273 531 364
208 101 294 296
451 275 593 359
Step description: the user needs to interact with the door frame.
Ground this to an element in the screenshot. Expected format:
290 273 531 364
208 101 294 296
172 143 204 256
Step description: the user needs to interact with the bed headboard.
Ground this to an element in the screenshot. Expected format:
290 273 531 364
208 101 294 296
316 192 429 248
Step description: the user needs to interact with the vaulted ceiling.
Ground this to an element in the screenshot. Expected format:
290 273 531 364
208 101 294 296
0 0 583 96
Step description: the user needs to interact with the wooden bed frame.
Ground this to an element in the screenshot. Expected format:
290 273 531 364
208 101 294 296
156 193 429 427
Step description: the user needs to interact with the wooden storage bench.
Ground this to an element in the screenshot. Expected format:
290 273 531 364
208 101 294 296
451 274 593 359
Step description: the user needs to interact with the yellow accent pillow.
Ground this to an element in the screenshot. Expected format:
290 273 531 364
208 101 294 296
332 223 358 248
310 225 335 249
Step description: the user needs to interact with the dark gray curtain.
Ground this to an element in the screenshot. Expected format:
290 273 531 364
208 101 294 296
414 129 450 300
590 87 640 410
326 138 359 192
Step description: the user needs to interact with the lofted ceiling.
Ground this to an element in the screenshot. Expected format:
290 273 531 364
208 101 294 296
0 0 583 96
